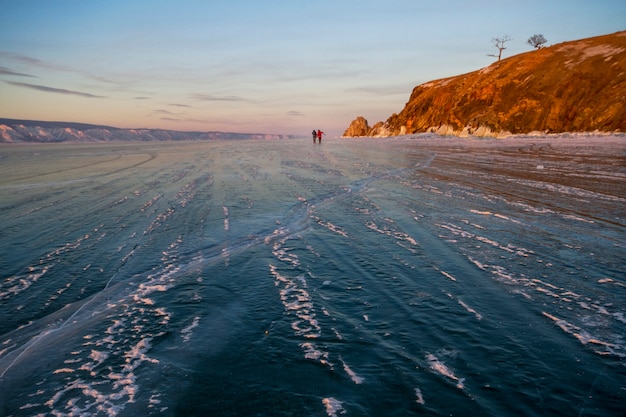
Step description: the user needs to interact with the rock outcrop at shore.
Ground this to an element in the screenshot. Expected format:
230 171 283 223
343 31 626 137
342 116 370 137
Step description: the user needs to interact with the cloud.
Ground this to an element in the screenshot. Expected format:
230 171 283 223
346 85 410 96
176 116 243 126
133 96 151 100
151 109 175 115
286 110 305 117
0 52 132 89
6 81 106 98
0 66 35 77
190 93 246 102
168 103 191 108
0 51 71 72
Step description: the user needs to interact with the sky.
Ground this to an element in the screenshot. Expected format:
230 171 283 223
1 1 624 137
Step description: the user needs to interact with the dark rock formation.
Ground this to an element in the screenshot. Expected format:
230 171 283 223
344 31 626 137
342 116 371 137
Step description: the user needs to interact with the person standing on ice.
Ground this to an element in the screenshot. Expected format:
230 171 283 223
317 129 324 143
312 129 317 143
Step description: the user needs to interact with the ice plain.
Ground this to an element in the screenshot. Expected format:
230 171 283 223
0 134 624 416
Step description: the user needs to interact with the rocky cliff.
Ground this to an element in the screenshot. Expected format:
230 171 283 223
344 31 626 137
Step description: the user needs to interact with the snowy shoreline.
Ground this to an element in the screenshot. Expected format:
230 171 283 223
341 130 626 141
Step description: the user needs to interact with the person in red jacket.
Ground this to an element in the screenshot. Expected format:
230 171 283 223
316 129 324 143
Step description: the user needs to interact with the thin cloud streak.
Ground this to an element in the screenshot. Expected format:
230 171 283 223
0 51 134 90
0 66 35 77
346 85 414 96
190 93 247 102
7 81 106 98
0 51 72 73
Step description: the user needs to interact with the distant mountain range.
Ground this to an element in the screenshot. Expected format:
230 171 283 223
0 118 296 143
344 31 626 137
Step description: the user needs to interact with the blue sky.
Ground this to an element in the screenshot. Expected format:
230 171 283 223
1 0 624 137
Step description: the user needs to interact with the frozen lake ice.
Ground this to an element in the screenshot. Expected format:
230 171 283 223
0 135 624 416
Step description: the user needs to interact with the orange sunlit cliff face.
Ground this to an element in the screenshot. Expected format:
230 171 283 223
344 31 626 137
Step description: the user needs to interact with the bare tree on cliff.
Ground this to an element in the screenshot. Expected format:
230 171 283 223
527 34 547 49
488 35 512 61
